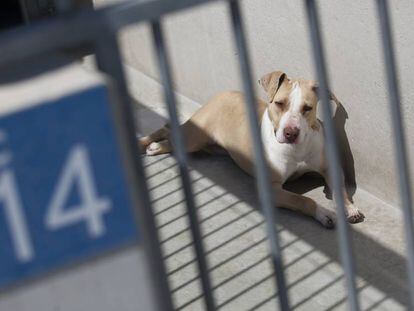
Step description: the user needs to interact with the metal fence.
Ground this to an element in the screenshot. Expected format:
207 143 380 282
0 0 412 310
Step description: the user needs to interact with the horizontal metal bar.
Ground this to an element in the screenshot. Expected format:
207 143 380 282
228 1 290 310
0 10 102 68
304 1 359 310
376 0 414 309
151 20 216 311
56 0 74 13
106 0 220 30
0 0 221 68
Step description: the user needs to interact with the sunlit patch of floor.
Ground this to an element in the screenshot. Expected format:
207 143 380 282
143 152 407 311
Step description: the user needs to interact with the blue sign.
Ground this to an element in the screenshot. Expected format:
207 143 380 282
0 85 138 289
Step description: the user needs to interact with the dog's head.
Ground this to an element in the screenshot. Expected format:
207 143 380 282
259 70 320 144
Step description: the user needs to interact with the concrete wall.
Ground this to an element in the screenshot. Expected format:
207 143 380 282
103 0 414 207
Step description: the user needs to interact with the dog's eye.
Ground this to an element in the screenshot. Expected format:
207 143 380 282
303 105 313 113
274 101 284 108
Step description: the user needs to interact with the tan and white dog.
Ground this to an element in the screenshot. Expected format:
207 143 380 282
139 71 365 228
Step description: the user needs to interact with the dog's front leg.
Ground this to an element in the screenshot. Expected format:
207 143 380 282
320 170 365 224
272 184 336 229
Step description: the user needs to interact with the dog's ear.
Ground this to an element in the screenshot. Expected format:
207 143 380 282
258 71 286 100
310 81 339 104
310 80 319 94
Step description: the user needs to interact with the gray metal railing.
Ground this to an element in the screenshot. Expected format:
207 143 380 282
151 20 217 311
304 1 359 310
0 0 412 310
228 1 289 309
376 0 414 309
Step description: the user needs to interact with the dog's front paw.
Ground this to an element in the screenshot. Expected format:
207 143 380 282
315 205 336 229
346 205 365 224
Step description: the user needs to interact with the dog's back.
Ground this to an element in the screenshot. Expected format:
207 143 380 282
139 90 267 177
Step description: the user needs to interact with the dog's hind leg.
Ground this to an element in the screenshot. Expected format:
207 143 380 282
146 140 172 155
180 120 212 153
141 120 212 156
139 126 170 153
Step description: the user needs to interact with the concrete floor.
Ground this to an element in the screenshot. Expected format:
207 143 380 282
137 102 409 311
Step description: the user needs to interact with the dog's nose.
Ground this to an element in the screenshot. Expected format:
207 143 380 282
283 126 300 143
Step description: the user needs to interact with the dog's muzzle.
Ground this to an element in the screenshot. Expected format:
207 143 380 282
283 126 300 143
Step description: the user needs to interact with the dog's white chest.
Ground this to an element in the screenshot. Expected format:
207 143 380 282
260 110 324 182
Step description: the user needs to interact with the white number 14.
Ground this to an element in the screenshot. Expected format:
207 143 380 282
1 144 112 263
0 171 34 262
45 145 111 238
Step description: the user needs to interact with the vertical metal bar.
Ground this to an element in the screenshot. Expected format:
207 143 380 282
94 32 174 311
304 1 359 310
18 0 29 23
56 0 74 13
150 21 217 311
376 0 414 308
228 1 290 310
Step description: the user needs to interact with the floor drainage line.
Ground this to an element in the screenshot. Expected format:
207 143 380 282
156 194 237 230
145 162 178 179
246 293 278 311
216 273 275 309
142 154 171 168
154 185 227 216
158 200 242 241
163 221 266 260
169 235 269 278
290 275 343 309
151 182 214 205
212 254 271 290
175 293 204 311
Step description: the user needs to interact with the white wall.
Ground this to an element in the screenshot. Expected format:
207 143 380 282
105 0 414 207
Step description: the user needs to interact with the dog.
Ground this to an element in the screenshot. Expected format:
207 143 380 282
139 70 365 228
